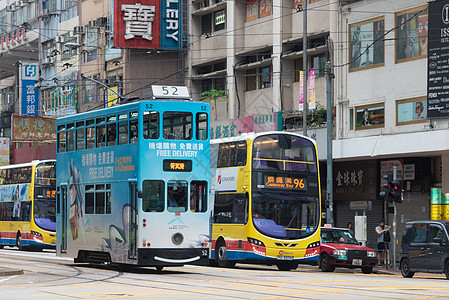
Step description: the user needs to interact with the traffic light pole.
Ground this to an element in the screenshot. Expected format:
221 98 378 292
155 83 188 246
392 166 397 271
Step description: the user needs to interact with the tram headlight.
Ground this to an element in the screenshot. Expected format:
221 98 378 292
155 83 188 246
172 233 184 245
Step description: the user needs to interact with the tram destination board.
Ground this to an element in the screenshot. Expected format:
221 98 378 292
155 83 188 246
427 0 449 118
163 159 192 172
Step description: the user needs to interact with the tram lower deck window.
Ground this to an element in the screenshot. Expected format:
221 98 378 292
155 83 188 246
142 180 164 212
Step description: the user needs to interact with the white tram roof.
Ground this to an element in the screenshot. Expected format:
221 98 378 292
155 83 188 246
211 131 316 146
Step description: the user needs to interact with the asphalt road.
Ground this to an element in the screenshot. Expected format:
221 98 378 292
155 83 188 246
0 247 448 299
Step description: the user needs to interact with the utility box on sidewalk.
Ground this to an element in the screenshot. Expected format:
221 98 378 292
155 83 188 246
355 216 367 246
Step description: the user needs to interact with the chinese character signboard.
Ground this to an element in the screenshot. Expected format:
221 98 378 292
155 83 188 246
334 160 377 201
210 116 253 139
427 0 449 118
114 0 181 50
253 112 282 133
12 115 57 142
104 86 122 107
20 62 39 116
0 137 9 166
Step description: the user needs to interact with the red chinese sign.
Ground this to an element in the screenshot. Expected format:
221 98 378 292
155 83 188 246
114 0 161 49
1 28 27 51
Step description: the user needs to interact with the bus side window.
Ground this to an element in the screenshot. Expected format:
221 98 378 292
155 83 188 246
130 119 138 143
118 121 128 145
196 112 208 140
236 142 247 166
143 111 159 139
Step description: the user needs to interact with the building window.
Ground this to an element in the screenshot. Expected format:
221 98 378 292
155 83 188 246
246 0 272 22
201 14 212 35
202 11 226 35
396 96 428 126
349 16 385 72
246 67 271 91
214 10 226 31
395 5 428 63
355 103 385 130
294 58 303 82
312 54 325 77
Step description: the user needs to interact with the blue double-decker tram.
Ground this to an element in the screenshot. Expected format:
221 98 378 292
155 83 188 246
56 86 210 270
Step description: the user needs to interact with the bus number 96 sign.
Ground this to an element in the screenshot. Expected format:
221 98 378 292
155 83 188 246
264 176 306 191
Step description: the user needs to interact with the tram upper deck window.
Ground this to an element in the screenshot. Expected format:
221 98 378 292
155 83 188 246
143 111 159 139
96 118 106 148
76 121 85 150
196 113 208 140
86 120 95 149
163 112 192 140
107 115 117 146
66 123 75 152
57 125 66 153
130 111 138 143
118 113 128 145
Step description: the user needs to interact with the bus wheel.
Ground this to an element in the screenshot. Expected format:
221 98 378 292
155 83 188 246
276 261 298 271
215 240 235 268
16 232 23 251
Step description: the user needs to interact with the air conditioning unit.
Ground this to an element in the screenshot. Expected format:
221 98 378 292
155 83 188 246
42 57 55 66
89 20 98 28
74 26 85 35
68 30 75 38
56 36 65 43
18 1 26 7
22 0 34 3
6 4 17 12
41 8 49 16
96 17 108 27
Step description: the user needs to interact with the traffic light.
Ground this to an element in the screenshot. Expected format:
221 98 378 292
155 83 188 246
390 180 403 203
379 174 393 203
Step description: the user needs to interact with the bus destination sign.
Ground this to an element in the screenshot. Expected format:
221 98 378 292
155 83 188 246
264 175 306 191
163 159 192 172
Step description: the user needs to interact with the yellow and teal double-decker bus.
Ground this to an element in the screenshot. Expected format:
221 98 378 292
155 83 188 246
0 160 56 250
210 132 321 271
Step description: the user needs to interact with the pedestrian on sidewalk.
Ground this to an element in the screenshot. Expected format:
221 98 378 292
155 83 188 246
375 219 391 267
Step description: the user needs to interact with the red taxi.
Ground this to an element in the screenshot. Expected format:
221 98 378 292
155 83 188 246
319 227 377 274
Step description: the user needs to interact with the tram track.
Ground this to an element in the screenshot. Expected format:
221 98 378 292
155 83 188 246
1 250 448 299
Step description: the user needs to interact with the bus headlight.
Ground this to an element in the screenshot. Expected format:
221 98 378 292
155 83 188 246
31 231 42 237
172 233 184 245
248 237 265 247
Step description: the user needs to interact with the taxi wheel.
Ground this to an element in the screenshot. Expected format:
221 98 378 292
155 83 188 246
400 258 414 278
215 239 235 268
319 254 335 272
361 266 373 274
444 259 449 280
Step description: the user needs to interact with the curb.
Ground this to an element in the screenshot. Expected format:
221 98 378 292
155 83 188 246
0 268 24 277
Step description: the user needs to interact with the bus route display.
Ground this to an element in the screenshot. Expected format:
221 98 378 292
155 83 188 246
264 175 306 191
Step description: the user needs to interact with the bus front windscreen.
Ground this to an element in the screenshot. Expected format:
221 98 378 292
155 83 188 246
252 191 318 240
34 162 56 231
33 196 56 232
